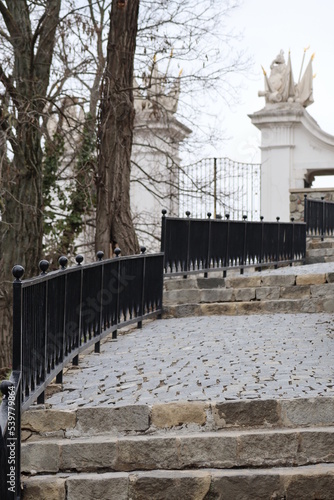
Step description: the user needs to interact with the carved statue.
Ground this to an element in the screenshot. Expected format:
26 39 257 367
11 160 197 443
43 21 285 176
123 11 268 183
259 49 314 107
133 64 182 116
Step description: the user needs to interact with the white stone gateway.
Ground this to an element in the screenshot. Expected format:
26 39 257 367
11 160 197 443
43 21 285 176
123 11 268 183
249 49 334 222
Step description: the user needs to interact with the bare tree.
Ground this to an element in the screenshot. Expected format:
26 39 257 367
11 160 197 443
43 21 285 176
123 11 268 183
95 0 140 257
0 0 61 368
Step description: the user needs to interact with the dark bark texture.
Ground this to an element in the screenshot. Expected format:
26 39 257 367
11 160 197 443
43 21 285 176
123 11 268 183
96 0 140 257
0 0 61 368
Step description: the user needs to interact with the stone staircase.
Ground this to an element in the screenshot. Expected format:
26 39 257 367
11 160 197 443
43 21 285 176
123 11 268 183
20 238 334 499
21 398 334 499
163 239 334 318
163 269 334 318
162 239 334 318
306 238 334 264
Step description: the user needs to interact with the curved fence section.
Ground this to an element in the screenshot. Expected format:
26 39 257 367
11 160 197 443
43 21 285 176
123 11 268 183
0 250 163 499
161 213 306 276
15 252 163 411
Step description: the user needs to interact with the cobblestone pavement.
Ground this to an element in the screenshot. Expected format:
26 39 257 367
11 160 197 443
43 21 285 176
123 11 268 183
244 261 334 276
46 309 334 409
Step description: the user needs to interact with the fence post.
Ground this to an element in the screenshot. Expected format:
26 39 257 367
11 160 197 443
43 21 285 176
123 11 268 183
12 265 24 500
138 247 146 329
304 194 308 229
114 248 121 339
12 266 24 372
241 215 248 275
213 158 217 219
258 216 264 272
224 214 230 278
183 211 191 278
205 212 212 278
290 217 295 266
275 217 280 269
96 251 104 352
74 256 85 357
35 260 50 405
161 209 167 271
321 196 325 241
39 260 49 392
58 256 73 371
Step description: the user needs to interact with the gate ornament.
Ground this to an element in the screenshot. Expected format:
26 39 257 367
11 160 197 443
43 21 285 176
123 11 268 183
259 48 314 107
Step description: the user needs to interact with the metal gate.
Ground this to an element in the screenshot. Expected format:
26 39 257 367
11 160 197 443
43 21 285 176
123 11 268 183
179 157 261 220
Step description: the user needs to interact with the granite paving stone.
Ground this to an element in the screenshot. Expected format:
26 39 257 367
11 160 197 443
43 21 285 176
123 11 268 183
45 263 334 409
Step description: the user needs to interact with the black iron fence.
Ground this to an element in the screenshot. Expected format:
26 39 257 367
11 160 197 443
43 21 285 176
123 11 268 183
161 211 306 276
0 249 163 499
304 195 334 240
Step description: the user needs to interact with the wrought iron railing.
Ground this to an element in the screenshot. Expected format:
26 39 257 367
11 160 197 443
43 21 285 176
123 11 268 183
161 211 306 276
0 249 163 499
304 195 334 240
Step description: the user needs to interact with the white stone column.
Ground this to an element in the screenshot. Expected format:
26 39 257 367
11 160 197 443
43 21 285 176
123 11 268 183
250 104 304 222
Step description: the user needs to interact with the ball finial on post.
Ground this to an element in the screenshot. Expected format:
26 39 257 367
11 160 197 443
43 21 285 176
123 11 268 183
96 251 104 261
75 255 84 266
12 265 25 281
58 256 68 270
39 260 49 274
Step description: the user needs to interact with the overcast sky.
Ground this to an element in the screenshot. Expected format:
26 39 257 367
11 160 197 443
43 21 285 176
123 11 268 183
213 0 334 185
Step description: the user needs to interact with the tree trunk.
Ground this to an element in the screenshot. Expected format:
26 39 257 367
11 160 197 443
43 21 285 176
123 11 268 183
95 0 140 257
0 0 61 368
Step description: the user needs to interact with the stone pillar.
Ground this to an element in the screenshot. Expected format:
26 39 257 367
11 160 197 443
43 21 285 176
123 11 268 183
249 104 306 222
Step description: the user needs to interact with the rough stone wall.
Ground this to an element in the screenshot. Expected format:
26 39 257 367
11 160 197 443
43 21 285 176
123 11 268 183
290 188 334 222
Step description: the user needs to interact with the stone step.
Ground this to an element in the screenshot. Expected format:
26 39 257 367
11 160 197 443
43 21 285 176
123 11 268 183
306 248 334 257
306 246 334 264
21 426 334 475
164 297 334 317
163 272 334 315
21 398 334 441
21 464 334 500
164 282 334 304
306 239 334 263
307 239 334 250
164 272 333 293
305 254 334 264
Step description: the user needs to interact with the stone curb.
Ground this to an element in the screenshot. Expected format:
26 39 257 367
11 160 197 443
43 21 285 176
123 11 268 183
22 397 334 440
21 464 334 500
21 426 334 474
